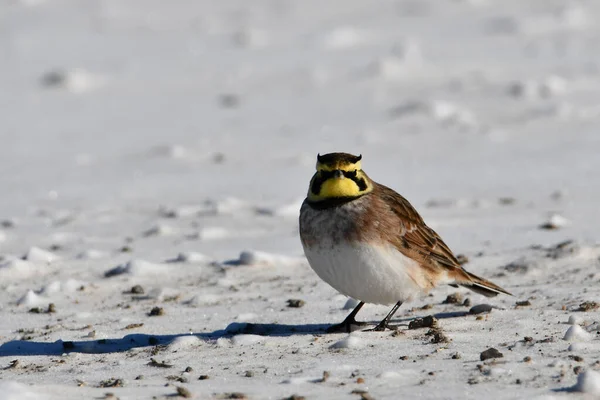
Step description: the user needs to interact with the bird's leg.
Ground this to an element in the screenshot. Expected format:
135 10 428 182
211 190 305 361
326 301 366 333
365 301 403 331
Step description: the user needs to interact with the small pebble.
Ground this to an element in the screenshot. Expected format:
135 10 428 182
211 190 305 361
442 293 463 304
148 358 173 368
223 393 247 399
131 285 145 294
149 307 165 316
427 328 449 344
286 299 305 308
480 348 503 361
176 386 192 398
408 316 437 330
124 323 144 330
515 300 531 307
539 213 569 230
470 304 493 314
578 301 599 312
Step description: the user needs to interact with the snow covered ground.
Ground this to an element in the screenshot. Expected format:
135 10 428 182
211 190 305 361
1 0 600 398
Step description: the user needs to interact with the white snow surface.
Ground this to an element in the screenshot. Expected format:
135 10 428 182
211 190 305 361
1 1 600 399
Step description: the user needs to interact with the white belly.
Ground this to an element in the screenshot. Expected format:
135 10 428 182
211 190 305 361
303 242 427 305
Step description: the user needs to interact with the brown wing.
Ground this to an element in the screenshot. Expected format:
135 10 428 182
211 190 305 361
374 183 460 271
372 183 511 297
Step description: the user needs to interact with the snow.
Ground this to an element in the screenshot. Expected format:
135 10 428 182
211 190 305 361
103 259 170 277
563 325 592 342
16 290 45 307
1 0 600 399
231 334 265 346
330 334 364 349
567 314 583 325
23 247 59 264
573 370 600 395
0 259 40 281
168 251 212 264
0 381 47 400
236 250 302 266
166 335 203 352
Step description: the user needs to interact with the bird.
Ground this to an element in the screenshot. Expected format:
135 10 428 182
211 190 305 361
299 152 511 333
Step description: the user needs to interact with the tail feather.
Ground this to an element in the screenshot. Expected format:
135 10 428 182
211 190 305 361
457 271 512 298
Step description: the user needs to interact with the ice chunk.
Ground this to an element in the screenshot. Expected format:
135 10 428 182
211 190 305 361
573 370 600 395
563 325 591 342
231 334 264 346
330 334 363 349
167 336 203 351
23 247 59 264
17 290 44 306
104 259 168 277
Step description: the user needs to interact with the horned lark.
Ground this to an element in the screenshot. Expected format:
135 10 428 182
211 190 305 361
299 152 511 333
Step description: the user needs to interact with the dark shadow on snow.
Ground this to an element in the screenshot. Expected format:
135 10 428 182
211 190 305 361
432 311 470 319
0 322 329 357
0 311 474 357
552 386 577 393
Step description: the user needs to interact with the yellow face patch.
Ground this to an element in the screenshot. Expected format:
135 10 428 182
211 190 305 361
319 176 362 198
307 169 373 202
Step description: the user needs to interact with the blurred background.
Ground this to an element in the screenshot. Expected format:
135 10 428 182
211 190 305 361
1 0 599 251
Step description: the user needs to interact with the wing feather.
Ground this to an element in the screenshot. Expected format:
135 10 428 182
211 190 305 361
372 183 511 296
375 183 460 271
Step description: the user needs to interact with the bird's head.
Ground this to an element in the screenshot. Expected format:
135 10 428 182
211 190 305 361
307 152 373 202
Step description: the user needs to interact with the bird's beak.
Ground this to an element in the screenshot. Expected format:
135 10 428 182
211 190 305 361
333 170 344 179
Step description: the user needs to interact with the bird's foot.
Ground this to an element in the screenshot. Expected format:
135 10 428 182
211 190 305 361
363 321 398 332
327 319 367 333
